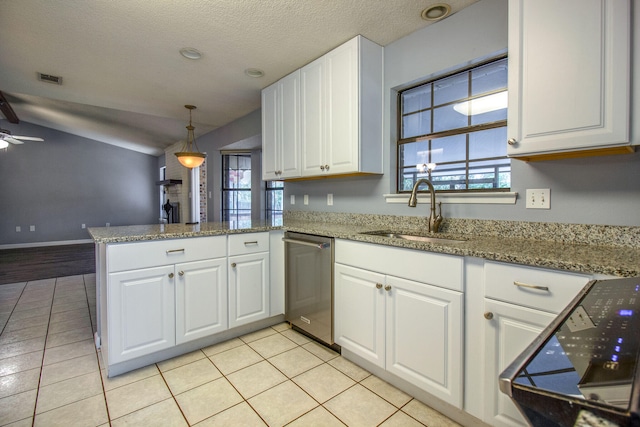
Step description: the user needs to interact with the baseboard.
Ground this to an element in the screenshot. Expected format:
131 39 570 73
0 239 94 250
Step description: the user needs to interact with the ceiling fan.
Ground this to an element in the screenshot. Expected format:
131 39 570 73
0 128 44 145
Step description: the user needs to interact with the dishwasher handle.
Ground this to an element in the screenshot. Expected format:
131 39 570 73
282 237 330 249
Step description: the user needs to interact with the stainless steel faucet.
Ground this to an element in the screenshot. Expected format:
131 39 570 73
408 178 443 233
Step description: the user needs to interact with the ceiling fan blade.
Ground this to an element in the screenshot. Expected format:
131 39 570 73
12 135 44 141
5 137 24 144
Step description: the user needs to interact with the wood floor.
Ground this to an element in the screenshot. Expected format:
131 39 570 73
0 243 95 285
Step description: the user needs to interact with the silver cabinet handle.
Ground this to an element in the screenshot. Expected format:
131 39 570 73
282 238 330 249
384 285 392 291
178 271 184 276
484 312 494 320
244 241 259 246
513 281 550 292
166 249 185 254
168 272 174 279
320 165 325 171
376 283 383 289
325 164 330 171
507 138 517 146
231 262 237 268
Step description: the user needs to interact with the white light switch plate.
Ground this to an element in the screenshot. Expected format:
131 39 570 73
526 189 550 209
304 195 309 205
327 194 333 206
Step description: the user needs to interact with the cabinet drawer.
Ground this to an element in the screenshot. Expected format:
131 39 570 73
335 239 463 291
484 261 590 313
228 232 269 256
107 236 227 272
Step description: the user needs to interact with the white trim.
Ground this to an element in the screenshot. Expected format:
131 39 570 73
0 239 94 250
384 192 518 204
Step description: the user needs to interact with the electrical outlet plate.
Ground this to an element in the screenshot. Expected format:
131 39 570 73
304 195 309 205
526 189 550 209
29 225 35 232
327 193 333 206
290 195 295 205
566 306 595 332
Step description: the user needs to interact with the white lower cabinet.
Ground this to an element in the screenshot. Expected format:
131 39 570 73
228 232 270 328
483 298 556 427
335 262 463 407
110 258 228 362
229 252 270 328
481 261 591 427
175 258 227 345
109 265 176 363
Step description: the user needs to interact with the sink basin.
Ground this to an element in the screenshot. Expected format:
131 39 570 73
359 230 467 244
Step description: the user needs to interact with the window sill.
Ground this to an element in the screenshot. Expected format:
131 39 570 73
384 192 518 205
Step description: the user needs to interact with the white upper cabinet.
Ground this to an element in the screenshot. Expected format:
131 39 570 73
262 35 382 180
301 35 383 177
262 70 301 180
507 0 631 160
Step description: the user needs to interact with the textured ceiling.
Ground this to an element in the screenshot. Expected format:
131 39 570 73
0 0 478 155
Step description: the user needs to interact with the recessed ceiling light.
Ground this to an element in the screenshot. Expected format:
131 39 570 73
245 68 265 78
179 48 202 60
421 3 451 21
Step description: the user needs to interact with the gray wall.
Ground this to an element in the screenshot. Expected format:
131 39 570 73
195 109 263 222
0 121 159 246
284 0 640 227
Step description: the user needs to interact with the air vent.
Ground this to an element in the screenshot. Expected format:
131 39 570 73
37 73 63 85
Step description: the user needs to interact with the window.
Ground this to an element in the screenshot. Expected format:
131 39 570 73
398 56 510 192
265 180 283 225
222 153 252 227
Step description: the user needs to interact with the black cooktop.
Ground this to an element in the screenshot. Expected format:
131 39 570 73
500 277 640 426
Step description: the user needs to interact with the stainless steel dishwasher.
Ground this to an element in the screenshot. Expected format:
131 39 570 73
283 232 336 348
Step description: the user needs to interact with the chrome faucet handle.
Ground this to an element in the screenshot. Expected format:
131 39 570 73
432 202 443 233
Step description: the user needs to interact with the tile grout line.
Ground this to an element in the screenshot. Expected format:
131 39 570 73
29 277 57 427
86 273 115 427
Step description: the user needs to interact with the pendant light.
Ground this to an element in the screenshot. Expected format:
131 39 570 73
175 105 206 168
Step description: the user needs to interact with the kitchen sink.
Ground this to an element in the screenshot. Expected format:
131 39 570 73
359 230 467 244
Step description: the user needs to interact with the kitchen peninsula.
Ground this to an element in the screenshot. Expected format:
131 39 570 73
90 213 640 426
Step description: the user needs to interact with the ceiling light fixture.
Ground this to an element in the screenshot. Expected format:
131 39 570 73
421 3 451 21
453 91 508 116
244 68 265 78
179 47 202 60
175 105 206 169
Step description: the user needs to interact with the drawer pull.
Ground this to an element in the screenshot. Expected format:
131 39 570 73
231 262 237 268
376 283 383 289
244 241 259 246
513 281 550 292
178 271 184 276
484 312 494 320
166 249 185 254
168 273 174 279
384 285 392 292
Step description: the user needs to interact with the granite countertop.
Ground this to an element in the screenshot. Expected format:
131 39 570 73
283 220 640 278
88 215 640 278
87 220 280 244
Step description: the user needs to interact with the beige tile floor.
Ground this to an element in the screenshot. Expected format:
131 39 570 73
0 274 460 427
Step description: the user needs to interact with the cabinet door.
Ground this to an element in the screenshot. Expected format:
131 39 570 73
325 36 359 175
300 56 326 176
109 265 175 363
280 70 301 178
386 275 463 408
175 258 227 345
507 0 630 159
261 81 280 181
334 263 385 368
229 252 270 328
484 298 557 427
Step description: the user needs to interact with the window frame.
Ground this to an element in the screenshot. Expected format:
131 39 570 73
265 180 283 225
221 152 252 226
396 54 510 194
